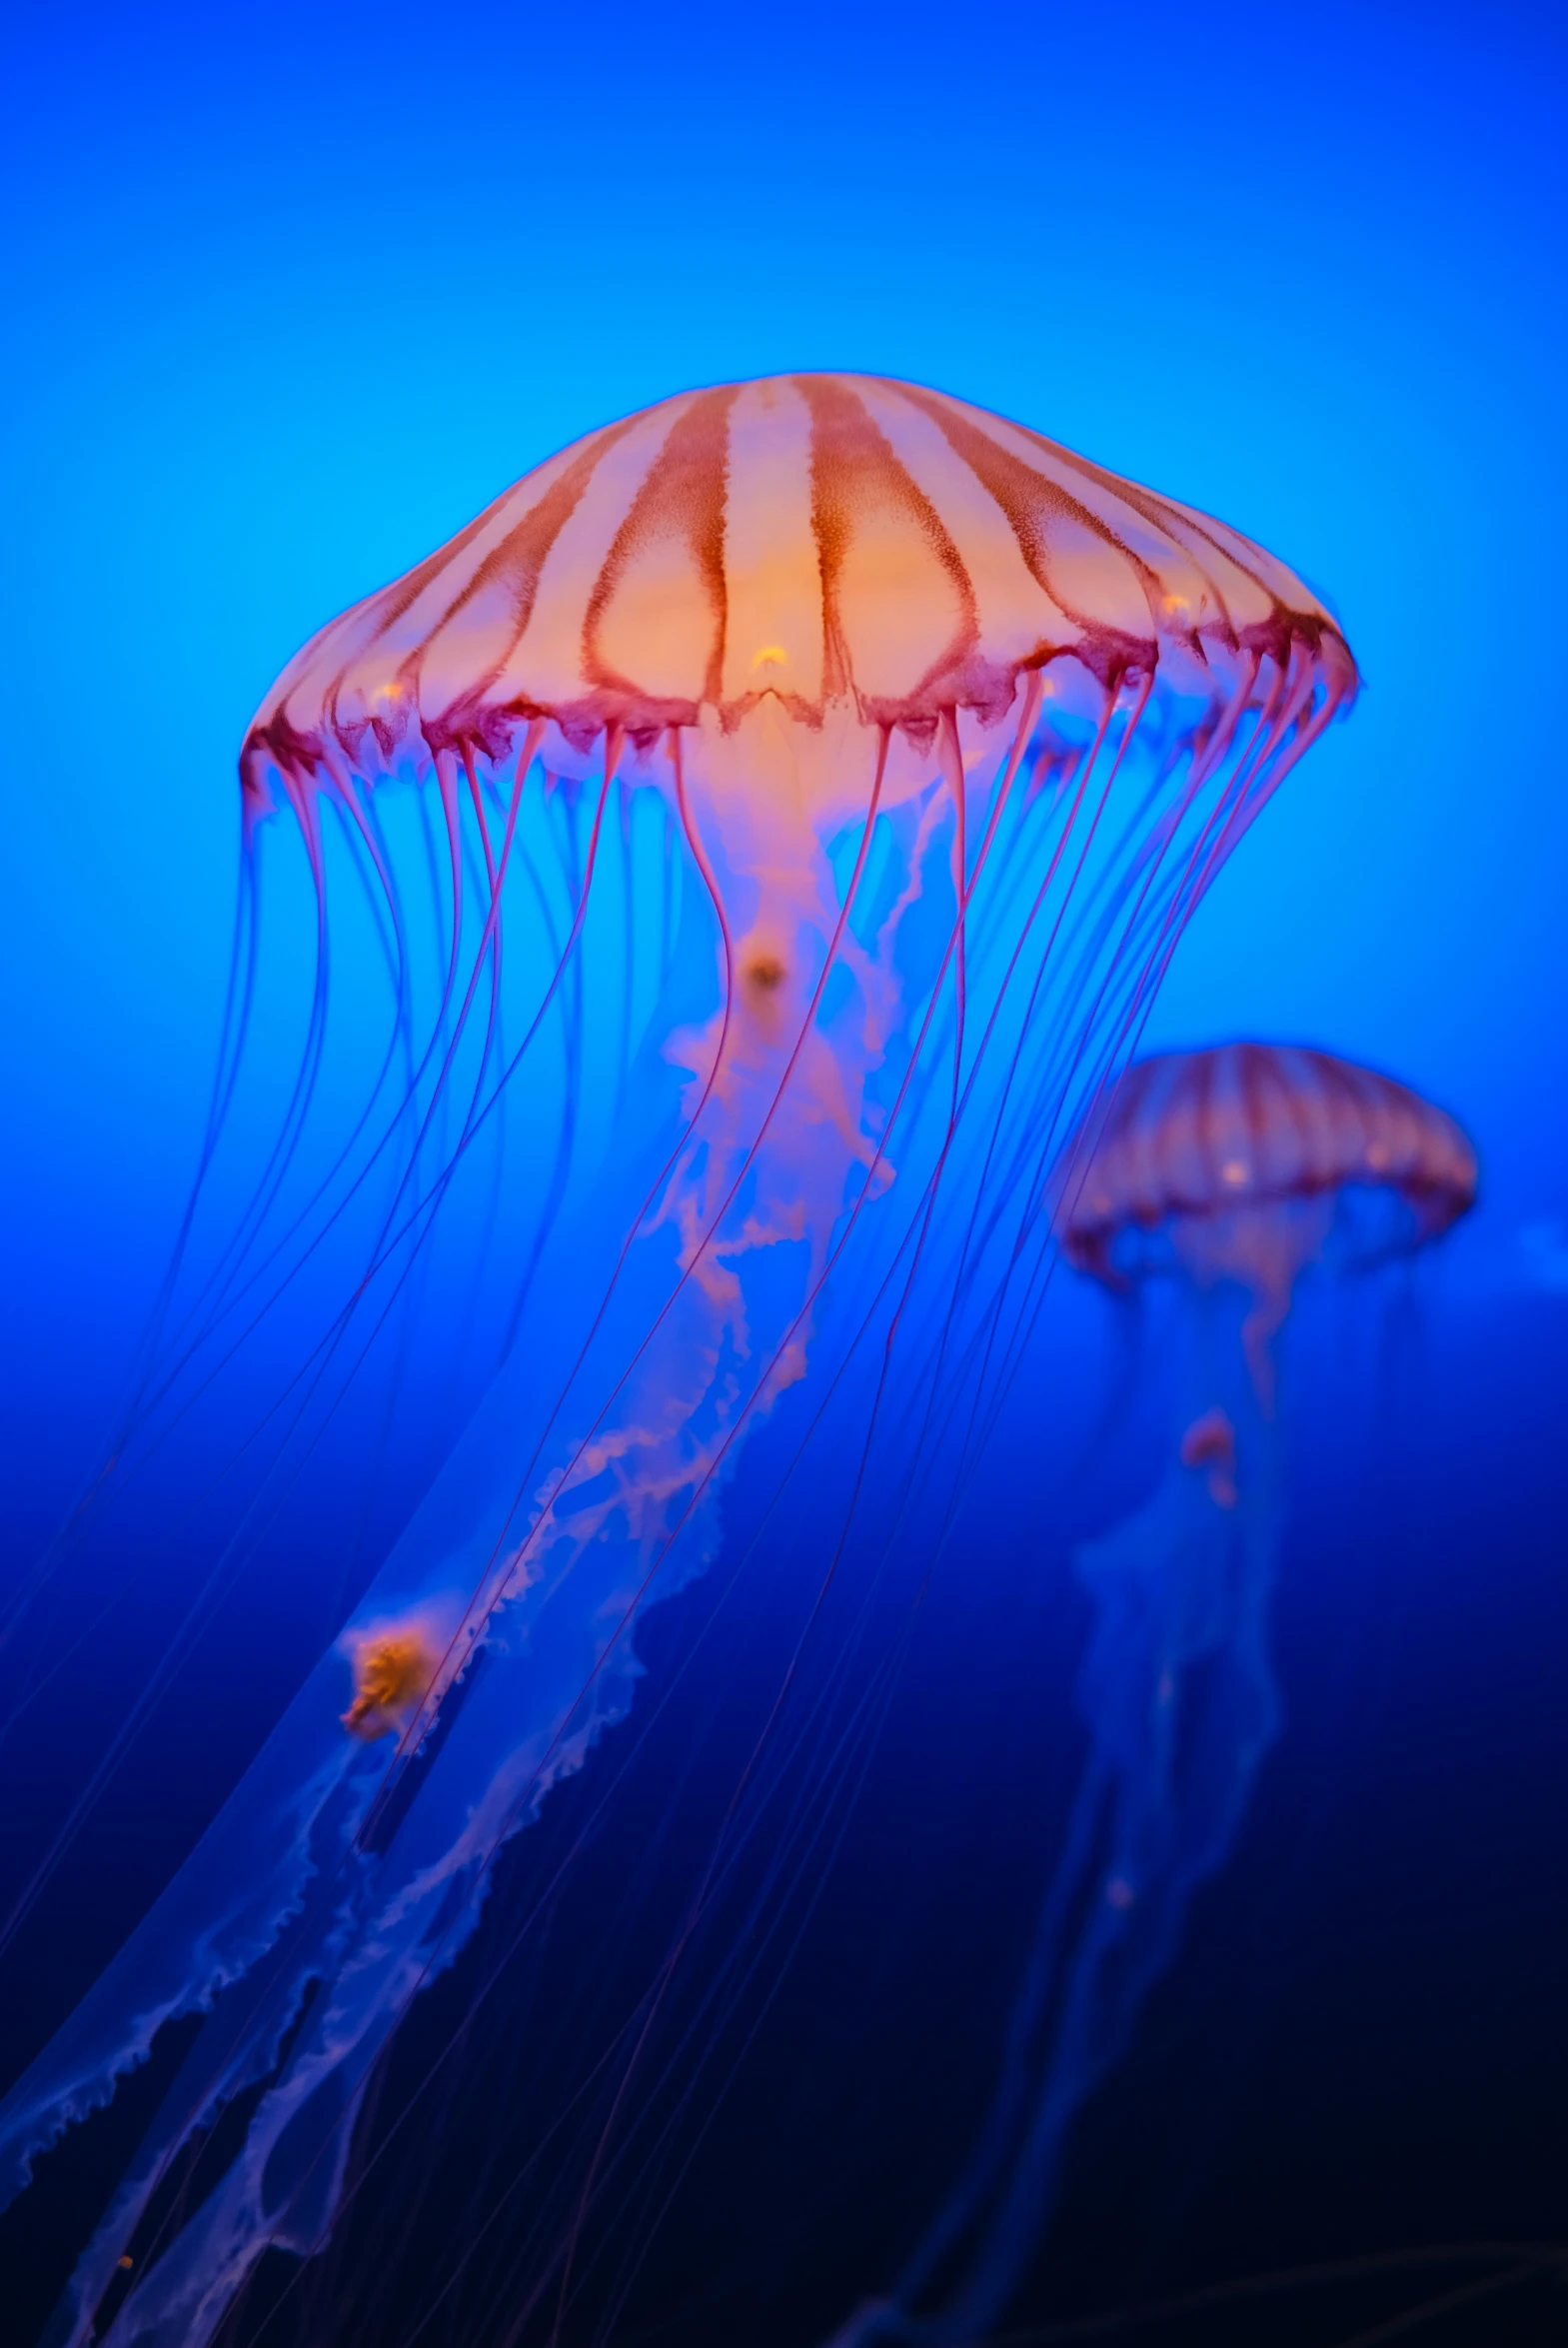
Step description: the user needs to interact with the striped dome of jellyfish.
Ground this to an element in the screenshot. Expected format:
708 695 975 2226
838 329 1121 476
0 379 1356 2348
244 374 1353 828
1058 1043 1476 1396
839 1044 1475 2348
1060 1041 1477 1271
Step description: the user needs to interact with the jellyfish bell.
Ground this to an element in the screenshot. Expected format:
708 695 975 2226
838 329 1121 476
245 372 1352 804
242 379 1356 1178
3 381 1357 2348
1056 1042 1476 1406
1059 1043 1476 1265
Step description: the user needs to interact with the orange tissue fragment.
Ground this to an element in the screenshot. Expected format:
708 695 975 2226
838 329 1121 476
342 1629 438 1740
1179 1406 1238 1509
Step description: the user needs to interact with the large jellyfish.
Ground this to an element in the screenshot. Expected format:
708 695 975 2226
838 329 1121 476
0 380 1357 2348
840 1041 1477 2345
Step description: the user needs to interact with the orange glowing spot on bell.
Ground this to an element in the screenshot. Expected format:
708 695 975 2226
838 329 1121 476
1220 1158 1248 1186
1180 1405 1239 1509
751 644 788 671
341 1624 440 1740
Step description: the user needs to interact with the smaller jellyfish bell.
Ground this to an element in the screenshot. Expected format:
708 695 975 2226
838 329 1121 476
1056 1042 1478 1403
1059 1041 1477 1278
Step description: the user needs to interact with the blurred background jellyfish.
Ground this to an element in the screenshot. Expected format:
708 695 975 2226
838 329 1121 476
840 1042 1476 2346
0 381 1356 2348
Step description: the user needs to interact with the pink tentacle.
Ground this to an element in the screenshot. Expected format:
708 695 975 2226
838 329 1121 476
279 767 327 937
434 746 464 1002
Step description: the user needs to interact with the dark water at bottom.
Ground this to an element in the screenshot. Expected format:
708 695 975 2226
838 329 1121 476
3 1283 1564 2348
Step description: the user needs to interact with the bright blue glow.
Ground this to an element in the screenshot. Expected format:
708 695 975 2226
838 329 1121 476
4 0 1564 1395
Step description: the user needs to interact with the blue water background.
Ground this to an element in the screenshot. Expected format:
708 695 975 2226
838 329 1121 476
1 0 1564 2331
